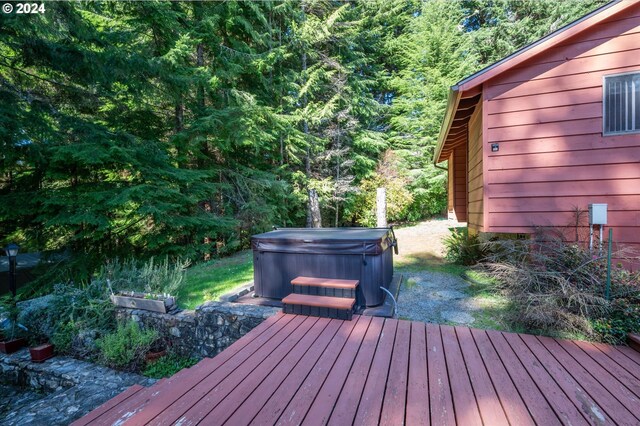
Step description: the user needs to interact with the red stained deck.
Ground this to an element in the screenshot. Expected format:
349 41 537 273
73 313 640 425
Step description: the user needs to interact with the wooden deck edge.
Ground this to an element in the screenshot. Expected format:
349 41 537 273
628 333 640 353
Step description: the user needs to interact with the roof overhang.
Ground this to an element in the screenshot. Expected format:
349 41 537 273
434 0 636 164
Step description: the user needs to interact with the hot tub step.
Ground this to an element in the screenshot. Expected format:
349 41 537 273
291 276 358 299
282 293 355 320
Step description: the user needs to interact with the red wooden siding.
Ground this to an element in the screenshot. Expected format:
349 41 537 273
468 103 483 233
483 6 640 261
448 146 467 222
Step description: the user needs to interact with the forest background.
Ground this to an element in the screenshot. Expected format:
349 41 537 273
0 0 605 277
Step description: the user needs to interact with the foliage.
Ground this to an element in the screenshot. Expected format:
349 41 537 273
17 280 116 357
350 151 413 226
50 321 76 354
444 228 490 266
0 296 26 340
142 352 199 379
99 257 190 296
480 228 640 342
96 321 158 370
460 0 608 65
0 0 608 278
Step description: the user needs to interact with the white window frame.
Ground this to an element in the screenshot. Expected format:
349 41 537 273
602 71 640 136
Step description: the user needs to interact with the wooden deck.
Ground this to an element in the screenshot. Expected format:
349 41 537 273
73 313 640 425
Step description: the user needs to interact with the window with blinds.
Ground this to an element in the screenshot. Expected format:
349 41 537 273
603 72 640 135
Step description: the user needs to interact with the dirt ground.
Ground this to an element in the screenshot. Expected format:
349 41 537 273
393 219 506 328
393 219 456 267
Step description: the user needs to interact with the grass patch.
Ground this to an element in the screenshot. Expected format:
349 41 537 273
142 353 199 379
177 250 253 309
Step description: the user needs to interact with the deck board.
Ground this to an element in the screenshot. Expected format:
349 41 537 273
379 319 411 426
149 314 306 426
454 326 510 426
226 318 342 425
304 316 378 426
353 318 397 426
405 321 429 426
425 323 456 425
251 318 359 425
328 317 384 426
469 328 536 426
169 315 317 425
441 325 483 426
74 314 640 426
536 335 637 425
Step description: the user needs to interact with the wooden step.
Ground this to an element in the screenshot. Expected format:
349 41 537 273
282 294 355 320
291 276 359 289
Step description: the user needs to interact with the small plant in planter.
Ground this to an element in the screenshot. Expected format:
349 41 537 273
26 318 54 363
0 296 28 354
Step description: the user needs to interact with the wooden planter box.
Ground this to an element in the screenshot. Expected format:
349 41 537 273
111 292 176 314
30 343 55 363
0 337 27 354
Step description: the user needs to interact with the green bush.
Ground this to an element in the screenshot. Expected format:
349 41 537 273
142 353 199 379
51 321 76 354
443 228 489 265
96 321 158 369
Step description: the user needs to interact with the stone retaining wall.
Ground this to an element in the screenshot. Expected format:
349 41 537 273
0 350 153 425
116 301 279 358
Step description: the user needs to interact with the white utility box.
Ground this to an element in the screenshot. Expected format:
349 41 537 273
588 203 608 225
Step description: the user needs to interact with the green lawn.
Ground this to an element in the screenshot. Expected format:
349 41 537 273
177 250 254 309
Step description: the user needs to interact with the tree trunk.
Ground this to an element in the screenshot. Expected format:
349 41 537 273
307 189 322 228
376 187 387 228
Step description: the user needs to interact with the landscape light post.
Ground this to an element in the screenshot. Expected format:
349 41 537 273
5 243 19 297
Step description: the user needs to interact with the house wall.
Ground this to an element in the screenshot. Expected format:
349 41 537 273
468 102 483 234
447 147 467 222
482 8 640 259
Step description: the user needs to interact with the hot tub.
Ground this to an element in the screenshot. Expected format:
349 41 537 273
251 228 396 307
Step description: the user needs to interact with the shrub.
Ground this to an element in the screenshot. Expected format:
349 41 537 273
99 257 190 295
480 228 640 342
96 321 158 370
443 228 490 265
51 321 76 354
142 352 199 379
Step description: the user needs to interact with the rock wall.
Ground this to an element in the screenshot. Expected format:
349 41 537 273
0 350 153 425
116 301 279 357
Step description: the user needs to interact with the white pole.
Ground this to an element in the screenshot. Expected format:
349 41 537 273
376 187 387 228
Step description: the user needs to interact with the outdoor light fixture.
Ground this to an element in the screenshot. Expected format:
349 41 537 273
5 243 19 297
5 243 19 258
491 143 500 152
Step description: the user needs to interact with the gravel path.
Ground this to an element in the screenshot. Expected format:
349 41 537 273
394 219 480 326
398 270 480 325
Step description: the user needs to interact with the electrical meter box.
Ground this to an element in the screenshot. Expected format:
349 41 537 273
588 203 607 225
